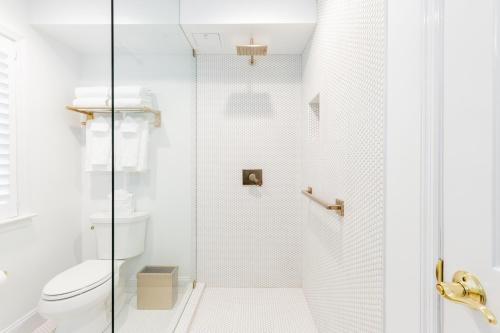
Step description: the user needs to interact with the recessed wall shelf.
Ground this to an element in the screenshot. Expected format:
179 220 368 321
66 105 162 128
308 94 320 141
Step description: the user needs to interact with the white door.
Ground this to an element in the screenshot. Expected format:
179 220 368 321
441 0 500 331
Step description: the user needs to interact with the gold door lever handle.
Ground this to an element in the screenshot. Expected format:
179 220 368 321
435 259 497 325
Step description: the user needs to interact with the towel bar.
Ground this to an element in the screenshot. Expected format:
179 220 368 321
301 187 344 217
66 105 162 127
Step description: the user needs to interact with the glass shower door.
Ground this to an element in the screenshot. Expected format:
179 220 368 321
112 0 196 331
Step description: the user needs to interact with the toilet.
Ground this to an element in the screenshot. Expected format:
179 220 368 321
38 212 149 333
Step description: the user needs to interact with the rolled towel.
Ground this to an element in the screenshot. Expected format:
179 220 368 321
114 98 149 108
115 86 149 98
75 86 110 98
73 98 109 108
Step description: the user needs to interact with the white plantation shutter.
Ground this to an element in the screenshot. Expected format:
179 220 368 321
0 35 17 219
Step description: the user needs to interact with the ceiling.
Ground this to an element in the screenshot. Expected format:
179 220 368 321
30 0 316 56
33 24 192 56
182 23 315 55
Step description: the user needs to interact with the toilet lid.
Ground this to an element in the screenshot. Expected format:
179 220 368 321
42 260 111 301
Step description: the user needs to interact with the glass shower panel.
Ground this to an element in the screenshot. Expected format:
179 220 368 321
112 0 196 331
0 1 113 332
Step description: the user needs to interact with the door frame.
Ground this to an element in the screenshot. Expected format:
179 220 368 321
494 0 500 271
420 0 444 332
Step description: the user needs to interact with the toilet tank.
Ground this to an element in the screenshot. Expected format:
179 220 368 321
90 212 149 259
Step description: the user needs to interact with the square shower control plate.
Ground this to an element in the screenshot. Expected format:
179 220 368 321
242 169 263 186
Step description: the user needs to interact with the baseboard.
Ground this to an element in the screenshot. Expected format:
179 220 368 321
1 309 45 333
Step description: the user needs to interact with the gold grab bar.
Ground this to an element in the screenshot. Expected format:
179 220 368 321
301 187 344 217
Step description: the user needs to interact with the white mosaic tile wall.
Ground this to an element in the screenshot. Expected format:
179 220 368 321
196 55 302 287
301 0 386 331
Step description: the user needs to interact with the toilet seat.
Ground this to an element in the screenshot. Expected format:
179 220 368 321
42 260 111 301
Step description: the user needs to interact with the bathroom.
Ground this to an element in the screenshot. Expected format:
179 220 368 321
0 0 499 332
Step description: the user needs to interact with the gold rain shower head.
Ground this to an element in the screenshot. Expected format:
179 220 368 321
236 38 268 65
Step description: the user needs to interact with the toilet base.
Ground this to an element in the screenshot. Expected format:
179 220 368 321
54 301 109 333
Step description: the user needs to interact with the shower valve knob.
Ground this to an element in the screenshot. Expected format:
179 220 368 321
243 169 263 186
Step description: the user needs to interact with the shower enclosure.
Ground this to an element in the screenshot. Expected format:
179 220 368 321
1 0 349 331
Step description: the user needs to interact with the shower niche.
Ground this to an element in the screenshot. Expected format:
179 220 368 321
308 94 320 141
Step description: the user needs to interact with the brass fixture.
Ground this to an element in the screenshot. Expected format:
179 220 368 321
435 258 497 325
66 105 162 127
301 187 344 217
243 169 263 186
236 38 267 65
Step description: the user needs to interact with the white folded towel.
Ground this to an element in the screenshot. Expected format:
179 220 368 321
86 117 111 171
116 117 140 170
120 117 139 133
75 86 110 98
115 116 149 172
137 119 149 171
115 86 149 98
73 98 109 108
114 98 148 108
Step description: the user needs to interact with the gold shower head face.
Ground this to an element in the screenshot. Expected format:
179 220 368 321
236 44 268 56
236 38 267 64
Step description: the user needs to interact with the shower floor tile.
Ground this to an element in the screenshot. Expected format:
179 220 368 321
189 288 318 333
112 283 192 333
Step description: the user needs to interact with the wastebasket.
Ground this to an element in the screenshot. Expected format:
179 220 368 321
137 266 178 310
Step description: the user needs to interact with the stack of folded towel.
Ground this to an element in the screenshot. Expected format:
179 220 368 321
115 86 153 108
73 86 110 108
73 86 153 108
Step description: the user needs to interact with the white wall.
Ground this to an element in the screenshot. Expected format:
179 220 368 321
301 0 386 331
78 53 196 284
0 0 84 329
196 55 302 287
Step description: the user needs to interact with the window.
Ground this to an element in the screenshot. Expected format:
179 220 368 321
0 34 17 219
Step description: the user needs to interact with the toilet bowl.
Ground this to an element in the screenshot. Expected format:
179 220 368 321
38 212 149 333
38 260 121 333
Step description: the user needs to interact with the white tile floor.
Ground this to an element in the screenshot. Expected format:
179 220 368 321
114 284 192 333
188 288 318 333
